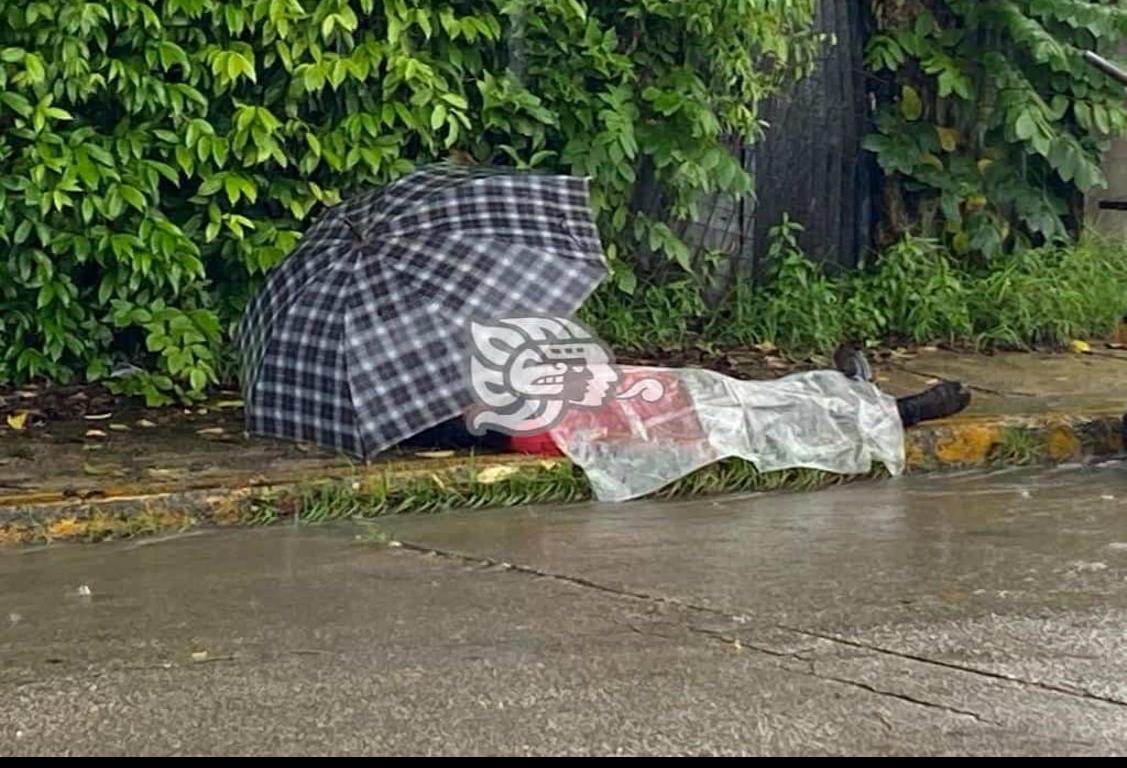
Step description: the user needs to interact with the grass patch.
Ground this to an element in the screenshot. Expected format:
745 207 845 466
259 460 591 526
990 428 1047 466
239 455 883 530
586 226 1127 356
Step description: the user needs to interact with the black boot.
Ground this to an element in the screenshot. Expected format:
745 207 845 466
895 381 972 428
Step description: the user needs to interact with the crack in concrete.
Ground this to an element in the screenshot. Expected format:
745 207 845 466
1086 350 1127 364
811 673 996 725
891 363 1040 398
396 539 1127 717
785 626 1127 710
687 626 998 725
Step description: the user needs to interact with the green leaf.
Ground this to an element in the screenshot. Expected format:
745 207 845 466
431 103 447 131
936 126 958 152
119 185 146 212
615 267 637 295
1 92 32 117
198 175 223 196
189 368 207 392
85 144 113 165
1093 105 1111 134
224 174 242 204
146 333 171 352
899 85 923 121
23 53 45 83
441 93 468 110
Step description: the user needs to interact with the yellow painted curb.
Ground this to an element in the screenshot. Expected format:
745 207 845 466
2 412 1124 545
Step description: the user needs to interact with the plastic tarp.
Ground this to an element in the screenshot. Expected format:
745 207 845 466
549 367 906 502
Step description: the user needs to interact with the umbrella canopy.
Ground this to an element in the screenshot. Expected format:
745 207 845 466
237 162 609 458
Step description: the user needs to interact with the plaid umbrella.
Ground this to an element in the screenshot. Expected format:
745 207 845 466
237 162 609 458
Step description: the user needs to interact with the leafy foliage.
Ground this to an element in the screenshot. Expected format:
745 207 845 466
593 220 1127 354
739 215 846 351
863 0 1127 260
0 0 819 400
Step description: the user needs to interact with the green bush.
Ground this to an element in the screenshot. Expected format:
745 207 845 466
857 234 972 344
864 0 1127 259
0 0 819 401
592 225 1127 355
968 237 1127 347
579 276 706 351
739 216 846 352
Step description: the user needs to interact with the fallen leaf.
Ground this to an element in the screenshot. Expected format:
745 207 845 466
214 399 244 409
416 450 455 459
85 429 108 439
77 585 92 597
84 412 112 421
191 650 209 662
109 423 130 432
476 465 520 484
1069 339 1092 354
196 427 225 436
137 419 157 428
6 412 29 431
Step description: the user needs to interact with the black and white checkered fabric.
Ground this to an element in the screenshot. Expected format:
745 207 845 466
237 162 609 458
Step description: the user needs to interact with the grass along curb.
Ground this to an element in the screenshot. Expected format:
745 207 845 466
1 413 1123 545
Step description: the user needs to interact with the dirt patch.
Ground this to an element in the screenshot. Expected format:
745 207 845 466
614 343 932 381
615 346 814 380
0 344 922 431
0 383 123 425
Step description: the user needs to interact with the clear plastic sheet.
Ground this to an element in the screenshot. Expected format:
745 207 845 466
549 367 906 502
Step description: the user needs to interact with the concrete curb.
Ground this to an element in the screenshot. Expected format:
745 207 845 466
2 411 1124 544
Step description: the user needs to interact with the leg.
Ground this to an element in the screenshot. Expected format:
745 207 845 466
894 381 972 427
400 418 510 452
834 344 971 427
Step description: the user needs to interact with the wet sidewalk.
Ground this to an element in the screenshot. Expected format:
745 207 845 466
2 349 1127 543
5 466 1127 754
